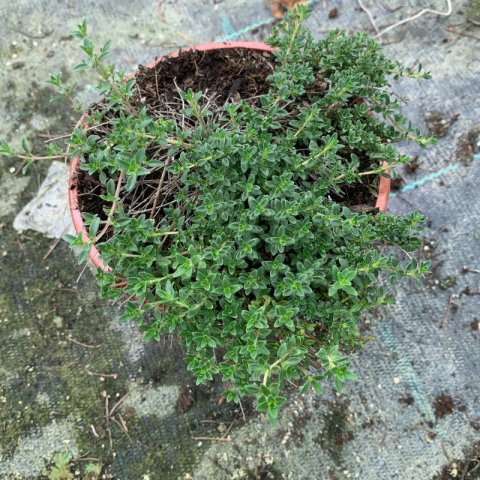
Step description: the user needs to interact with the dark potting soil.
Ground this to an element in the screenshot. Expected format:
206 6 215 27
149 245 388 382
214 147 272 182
135 48 274 108
77 48 275 223
76 48 377 229
433 393 455 418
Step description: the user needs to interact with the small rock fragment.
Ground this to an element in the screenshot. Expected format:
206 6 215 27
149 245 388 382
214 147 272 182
328 7 338 18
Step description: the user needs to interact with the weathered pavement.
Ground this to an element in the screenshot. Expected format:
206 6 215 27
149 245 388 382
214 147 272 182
1 0 480 478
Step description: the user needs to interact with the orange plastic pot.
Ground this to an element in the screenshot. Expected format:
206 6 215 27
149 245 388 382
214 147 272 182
68 41 391 271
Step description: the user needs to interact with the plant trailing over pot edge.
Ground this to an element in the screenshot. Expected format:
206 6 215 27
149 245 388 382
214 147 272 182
1 6 433 421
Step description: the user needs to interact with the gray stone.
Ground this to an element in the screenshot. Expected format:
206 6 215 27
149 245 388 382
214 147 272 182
13 161 74 239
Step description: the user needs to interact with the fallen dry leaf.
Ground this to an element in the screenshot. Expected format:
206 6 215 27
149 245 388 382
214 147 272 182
269 0 308 20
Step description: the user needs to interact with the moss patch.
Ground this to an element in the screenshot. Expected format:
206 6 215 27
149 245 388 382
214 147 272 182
0 217 210 477
0 164 247 477
466 0 480 23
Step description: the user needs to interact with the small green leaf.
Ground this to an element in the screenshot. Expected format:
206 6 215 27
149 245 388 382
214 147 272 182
125 174 137 192
59 6 430 422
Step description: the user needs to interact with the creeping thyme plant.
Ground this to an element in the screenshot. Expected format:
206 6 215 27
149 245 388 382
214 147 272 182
2 6 432 420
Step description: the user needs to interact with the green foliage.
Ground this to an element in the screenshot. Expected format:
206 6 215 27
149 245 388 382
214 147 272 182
46 453 74 480
0 141 14 157
40 6 434 419
45 452 102 480
84 462 103 479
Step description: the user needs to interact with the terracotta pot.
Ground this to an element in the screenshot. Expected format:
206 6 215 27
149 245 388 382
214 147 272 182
68 41 391 271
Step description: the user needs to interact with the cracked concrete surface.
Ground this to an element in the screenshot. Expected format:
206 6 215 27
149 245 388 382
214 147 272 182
1 0 480 479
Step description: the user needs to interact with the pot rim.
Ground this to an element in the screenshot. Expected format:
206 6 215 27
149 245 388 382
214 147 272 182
68 40 391 271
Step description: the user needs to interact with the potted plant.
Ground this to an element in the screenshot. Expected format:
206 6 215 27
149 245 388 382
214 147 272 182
2 6 431 421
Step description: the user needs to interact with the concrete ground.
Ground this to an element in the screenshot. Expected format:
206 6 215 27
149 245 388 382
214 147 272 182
1 0 480 479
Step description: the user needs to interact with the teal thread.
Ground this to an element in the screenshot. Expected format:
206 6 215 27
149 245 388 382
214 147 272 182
220 12 236 36
216 18 273 42
400 163 459 193
390 153 479 197
379 323 437 425
216 0 320 42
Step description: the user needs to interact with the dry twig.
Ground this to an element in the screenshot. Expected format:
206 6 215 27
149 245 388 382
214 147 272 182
439 293 456 329
43 237 63 260
357 0 380 34
66 335 102 349
86 368 119 379
445 25 480 41
374 0 452 38
192 436 231 442
103 392 130 448
150 159 171 219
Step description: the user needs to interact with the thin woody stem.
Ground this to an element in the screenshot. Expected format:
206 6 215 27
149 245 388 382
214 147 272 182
335 164 391 181
15 153 67 161
150 159 170 219
95 171 124 243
